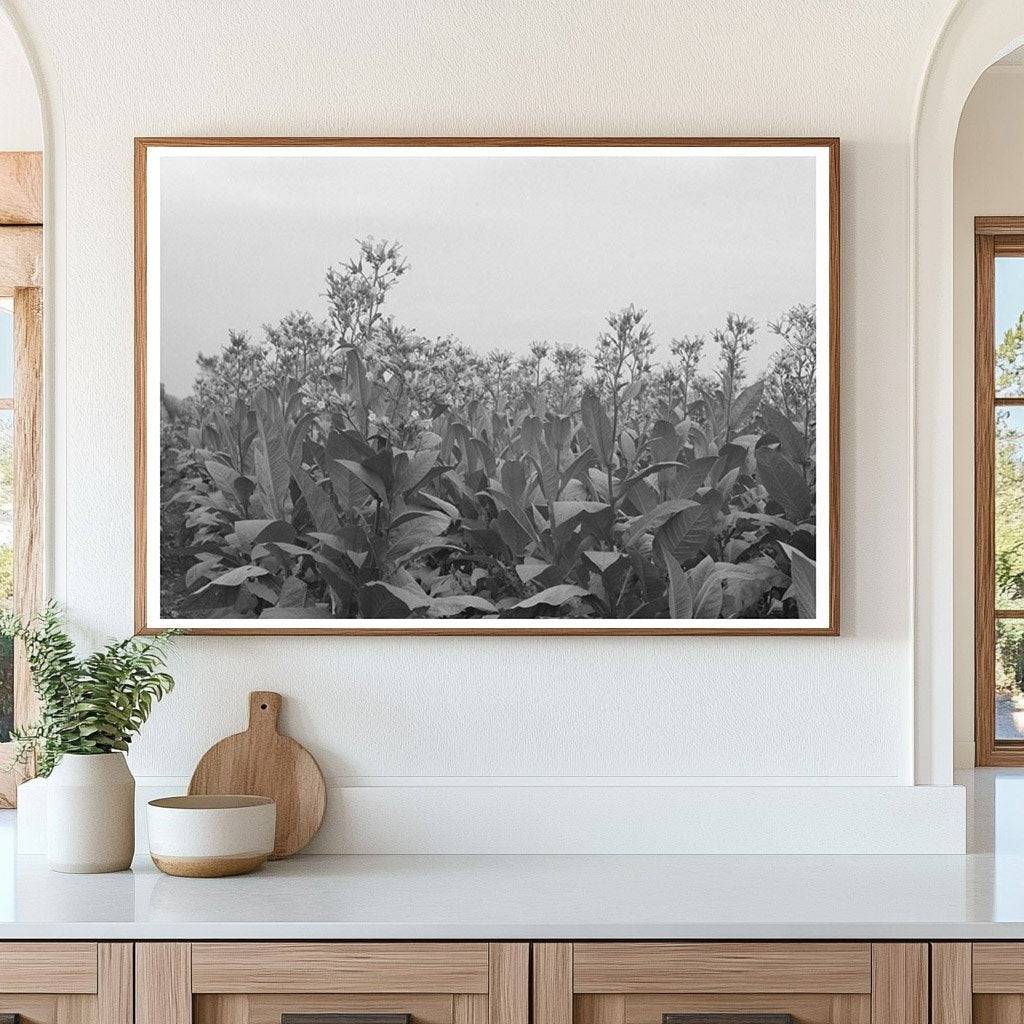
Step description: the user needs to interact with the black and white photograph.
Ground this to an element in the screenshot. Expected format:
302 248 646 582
137 139 838 634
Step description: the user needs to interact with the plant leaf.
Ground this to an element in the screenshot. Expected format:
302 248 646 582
623 497 700 547
334 459 388 503
194 564 268 593
584 550 625 573
654 503 716 562
761 405 809 464
291 461 341 534
514 584 590 609
428 595 498 617
253 389 291 518
359 581 431 617
655 536 693 618
580 389 614 469
755 448 813 522
780 542 816 617
728 379 765 435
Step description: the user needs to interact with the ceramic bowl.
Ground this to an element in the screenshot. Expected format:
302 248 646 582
147 795 276 877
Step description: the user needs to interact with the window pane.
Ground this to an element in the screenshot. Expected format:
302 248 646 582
0 301 12 399
0 409 12 742
998 620 1024 740
996 257 1024 396
996 407 1024 608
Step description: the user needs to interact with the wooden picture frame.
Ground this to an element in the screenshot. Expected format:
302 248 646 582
135 137 840 636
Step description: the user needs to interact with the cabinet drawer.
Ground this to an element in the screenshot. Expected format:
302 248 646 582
139 942 528 1024
973 943 1024 992
0 943 130 1024
572 943 872 994
0 942 98 993
191 943 490 993
934 942 1024 1024
535 943 926 1024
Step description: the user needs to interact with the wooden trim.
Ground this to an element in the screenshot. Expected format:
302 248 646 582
134 136 841 637
869 945 927 1024
576 996 625 1024
572 942 871 994
14 287 42 719
969 942 1024 991
0 152 42 225
98 944 134 1024
930 944 971 1024
978 216 1024 235
191 942 489 994
993 238 1024 255
0 226 41 288
533 944 572 1024
0 942 98 993
136 943 192 1024
138 136 843 149
831 996 871 1024
488 944 529 1024
0 286 44 805
827 135 842 638
194 995 248 1024
453 995 488 1024
133 138 147 636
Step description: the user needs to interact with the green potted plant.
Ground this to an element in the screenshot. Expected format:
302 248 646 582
2 603 177 873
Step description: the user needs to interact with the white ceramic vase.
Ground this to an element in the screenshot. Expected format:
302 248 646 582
46 752 135 873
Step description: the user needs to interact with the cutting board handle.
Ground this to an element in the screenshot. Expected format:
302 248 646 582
248 691 282 734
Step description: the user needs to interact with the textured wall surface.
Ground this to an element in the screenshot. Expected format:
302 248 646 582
0 14 39 151
1 1 961 805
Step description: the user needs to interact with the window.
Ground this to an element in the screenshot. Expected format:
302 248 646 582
0 299 11 744
975 219 1024 764
0 149 43 805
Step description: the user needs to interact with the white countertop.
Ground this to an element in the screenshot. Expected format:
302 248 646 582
1 769 1022 941
0 849 1022 940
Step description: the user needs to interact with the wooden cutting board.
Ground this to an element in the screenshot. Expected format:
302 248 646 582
188 691 326 859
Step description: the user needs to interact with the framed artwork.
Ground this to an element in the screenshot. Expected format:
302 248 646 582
135 137 839 635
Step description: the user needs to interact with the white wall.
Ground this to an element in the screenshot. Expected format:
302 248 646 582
1 0 971 851
952 65 1024 768
0 10 40 151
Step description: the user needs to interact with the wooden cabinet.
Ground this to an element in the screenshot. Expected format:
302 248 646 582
931 943 1024 1024
0 938 947 1024
136 943 528 1024
0 943 132 1024
533 944 928 1024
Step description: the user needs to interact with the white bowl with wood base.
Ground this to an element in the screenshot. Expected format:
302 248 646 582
147 795 276 877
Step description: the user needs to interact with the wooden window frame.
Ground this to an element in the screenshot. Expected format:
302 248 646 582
0 151 43 806
974 217 1024 765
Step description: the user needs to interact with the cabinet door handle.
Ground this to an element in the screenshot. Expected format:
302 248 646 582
283 1016 411 1024
664 1016 796 1024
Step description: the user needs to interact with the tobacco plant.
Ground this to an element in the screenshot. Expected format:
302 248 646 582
159 238 819 621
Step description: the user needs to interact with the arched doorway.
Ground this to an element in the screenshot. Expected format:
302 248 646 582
914 0 1024 784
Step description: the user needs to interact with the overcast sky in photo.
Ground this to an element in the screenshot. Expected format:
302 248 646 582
157 147 819 396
